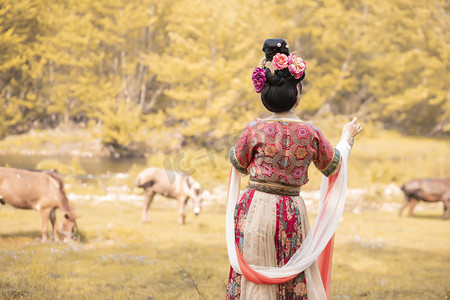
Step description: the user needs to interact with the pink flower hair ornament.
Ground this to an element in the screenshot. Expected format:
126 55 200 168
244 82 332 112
287 54 307 79
252 54 306 93
272 53 289 70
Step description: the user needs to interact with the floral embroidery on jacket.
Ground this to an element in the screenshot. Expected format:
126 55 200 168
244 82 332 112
229 118 340 182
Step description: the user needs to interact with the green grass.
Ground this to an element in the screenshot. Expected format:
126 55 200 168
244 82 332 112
1 199 449 299
332 211 450 299
0 201 229 300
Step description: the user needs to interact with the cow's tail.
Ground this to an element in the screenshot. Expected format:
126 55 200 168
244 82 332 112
135 174 154 188
135 173 143 187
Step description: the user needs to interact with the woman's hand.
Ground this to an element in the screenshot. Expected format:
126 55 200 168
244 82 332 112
343 117 362 137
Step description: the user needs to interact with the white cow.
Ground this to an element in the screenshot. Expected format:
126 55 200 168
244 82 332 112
135 167 203 225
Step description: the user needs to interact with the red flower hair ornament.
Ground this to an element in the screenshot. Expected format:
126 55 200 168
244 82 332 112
252 53 306 93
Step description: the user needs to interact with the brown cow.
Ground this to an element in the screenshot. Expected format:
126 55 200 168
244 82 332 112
0 167 78 242
399 178 450 219
135 167 203 225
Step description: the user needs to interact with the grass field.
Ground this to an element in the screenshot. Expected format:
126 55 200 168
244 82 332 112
0 197 449 300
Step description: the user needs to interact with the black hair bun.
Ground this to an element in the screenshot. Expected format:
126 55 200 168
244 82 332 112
262 39 289 61
258 38 306 112
265 68 300 86
265 68 287 86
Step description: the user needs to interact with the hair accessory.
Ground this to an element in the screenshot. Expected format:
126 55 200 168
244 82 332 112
264 61 275 74
277 42 281 47
252 53 307 93
287 54 307 79
252 67 267 93
260 57 266 68
272 53 289 70
272 53 306 78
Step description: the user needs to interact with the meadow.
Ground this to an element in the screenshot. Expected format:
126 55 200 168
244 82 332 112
0 125 449 299
1 198 449 299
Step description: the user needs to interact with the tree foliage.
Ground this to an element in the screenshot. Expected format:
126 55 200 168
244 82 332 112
0 0 448 154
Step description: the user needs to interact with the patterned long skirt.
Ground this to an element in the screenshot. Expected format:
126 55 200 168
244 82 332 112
226 188 311 300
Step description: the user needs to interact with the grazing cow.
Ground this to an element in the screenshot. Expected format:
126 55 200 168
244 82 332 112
135 167 203 225
0 167 78 242
399 178 450 219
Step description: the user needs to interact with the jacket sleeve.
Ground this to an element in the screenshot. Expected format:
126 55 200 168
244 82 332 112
311 127 341 177
229 121 258 175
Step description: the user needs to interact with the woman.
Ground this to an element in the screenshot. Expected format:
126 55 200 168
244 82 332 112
225 39 362 300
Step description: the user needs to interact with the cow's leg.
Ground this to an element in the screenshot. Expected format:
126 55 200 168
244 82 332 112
49 208 60 242
398 196 410 217
142 190 155 223
178 197 187 225
408 198 418 217
40 208 52 242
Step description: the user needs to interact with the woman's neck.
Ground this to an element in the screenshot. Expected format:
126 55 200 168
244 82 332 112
267 110 301 121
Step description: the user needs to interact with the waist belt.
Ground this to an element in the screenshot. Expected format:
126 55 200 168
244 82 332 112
247 179 301 197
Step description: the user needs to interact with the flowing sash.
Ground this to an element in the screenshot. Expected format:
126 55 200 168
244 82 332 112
226 139 351 299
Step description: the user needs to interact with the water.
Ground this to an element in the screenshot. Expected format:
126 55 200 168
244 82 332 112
0 154 147 175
